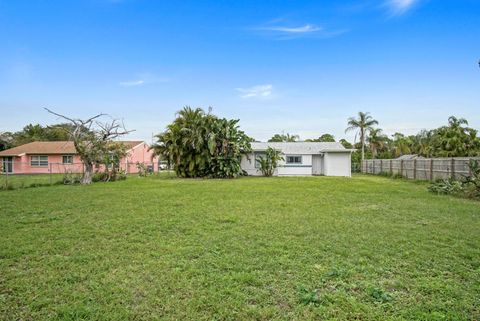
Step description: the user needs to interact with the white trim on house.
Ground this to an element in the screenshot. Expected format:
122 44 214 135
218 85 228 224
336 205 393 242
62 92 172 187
241 142 354 177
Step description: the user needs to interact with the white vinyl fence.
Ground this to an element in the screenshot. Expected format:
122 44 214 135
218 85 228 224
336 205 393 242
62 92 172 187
362 157 480 181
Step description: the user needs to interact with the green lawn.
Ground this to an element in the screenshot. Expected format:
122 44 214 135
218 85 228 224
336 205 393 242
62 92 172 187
0 175 479 320
0 173 65 189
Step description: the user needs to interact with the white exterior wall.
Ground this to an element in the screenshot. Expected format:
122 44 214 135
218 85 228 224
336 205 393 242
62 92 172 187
241 153 313 176
278 154 312 176
324 152 351 177
241 153 263 176
242 151 352 177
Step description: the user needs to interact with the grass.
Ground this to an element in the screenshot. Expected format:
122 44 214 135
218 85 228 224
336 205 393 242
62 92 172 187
0 175 479 320
0 173 65 189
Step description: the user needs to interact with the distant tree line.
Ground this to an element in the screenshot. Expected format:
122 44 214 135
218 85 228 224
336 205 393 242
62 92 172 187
266 114 480 163
3 110 479 178
0 123 76 151
347 114 480 160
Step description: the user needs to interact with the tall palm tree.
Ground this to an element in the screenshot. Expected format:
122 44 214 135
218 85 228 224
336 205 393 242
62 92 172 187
345 112 378 161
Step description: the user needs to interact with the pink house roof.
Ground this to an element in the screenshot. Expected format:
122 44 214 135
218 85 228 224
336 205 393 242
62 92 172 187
0 141 144 157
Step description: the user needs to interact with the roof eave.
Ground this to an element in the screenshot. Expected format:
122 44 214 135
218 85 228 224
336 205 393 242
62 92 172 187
320 149 356 153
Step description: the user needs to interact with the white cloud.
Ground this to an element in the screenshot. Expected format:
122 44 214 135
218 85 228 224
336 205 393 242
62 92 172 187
254 20 347 39
388 0 419 15
119 80 145 87
261 24 322 34
119 73 169 87
236 84 273 99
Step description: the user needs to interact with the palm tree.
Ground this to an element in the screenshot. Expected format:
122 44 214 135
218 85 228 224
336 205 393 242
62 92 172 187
367 128 386 159
345 112 378 161
392 133 412 157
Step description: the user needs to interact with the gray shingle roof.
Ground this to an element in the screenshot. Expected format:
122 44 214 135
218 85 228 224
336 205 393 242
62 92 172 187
250 142 348 154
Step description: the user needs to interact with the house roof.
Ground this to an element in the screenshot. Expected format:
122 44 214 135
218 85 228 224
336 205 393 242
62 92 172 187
0 141 144 157
250 142 352 154
396 154 425 160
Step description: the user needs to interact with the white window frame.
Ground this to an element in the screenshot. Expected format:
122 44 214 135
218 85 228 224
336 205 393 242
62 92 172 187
62 155 74 164
31 155 49 167
286 155 303 165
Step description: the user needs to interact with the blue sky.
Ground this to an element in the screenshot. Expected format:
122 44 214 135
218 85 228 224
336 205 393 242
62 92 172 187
0 0 479 143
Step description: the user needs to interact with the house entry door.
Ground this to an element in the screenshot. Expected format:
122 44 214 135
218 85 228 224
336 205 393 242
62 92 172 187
312 155 322 175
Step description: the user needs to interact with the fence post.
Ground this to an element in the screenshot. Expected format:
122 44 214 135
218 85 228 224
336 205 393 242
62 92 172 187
413 159 417 180
430 159 434 181
468 159 472 177
400 160 404 178
390 160 393 175
49 163 53 185
380 160 383 173
451 158 455 179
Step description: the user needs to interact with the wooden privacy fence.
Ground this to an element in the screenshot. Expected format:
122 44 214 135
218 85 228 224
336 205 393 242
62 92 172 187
362 157 480 181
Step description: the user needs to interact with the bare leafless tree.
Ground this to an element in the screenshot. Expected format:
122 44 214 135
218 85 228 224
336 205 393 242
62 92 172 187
45 108 134 184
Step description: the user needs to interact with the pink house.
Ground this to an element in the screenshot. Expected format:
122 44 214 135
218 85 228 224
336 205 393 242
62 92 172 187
0 141 158 174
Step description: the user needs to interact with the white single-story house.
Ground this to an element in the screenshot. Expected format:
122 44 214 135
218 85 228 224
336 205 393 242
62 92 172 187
241 142 354 177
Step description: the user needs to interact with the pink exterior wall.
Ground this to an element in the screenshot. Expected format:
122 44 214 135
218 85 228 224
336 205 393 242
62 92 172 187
2 155 83 174
1 142 157 175
120 142 158 173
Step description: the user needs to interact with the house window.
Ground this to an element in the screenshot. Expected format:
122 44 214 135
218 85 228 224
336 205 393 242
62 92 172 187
62 155 73 164
286 155 302 165
31 155 48 167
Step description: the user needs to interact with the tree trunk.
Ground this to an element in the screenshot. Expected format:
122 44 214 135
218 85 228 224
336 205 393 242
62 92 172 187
81 162 94 185
361 129 365 161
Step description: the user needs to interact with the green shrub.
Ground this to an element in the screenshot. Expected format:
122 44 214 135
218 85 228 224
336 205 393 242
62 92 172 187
428 179 463 195
257 147 283 177
462 160 480 199
92 171 127 183
428 160 480 200
136 162 149 177
63 171 82 185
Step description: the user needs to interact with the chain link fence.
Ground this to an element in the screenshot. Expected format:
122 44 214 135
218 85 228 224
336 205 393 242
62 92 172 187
0 160 170 190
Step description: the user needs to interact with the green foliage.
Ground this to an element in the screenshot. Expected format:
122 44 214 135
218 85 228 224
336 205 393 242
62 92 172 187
462 160 480 199
428 161 480 200
298 286 321 305
100 142 129 182
339 138 353 149
1 123 85 148
306 133 335 142
92 171 127 183
151 106 252 178
268 133 299 142
428 179 463 195
345 112 379 161
428 117 480 157
359 116 480 160
62 171 82 185
257 147 283 177
368 287 393 303
136 162 149 177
